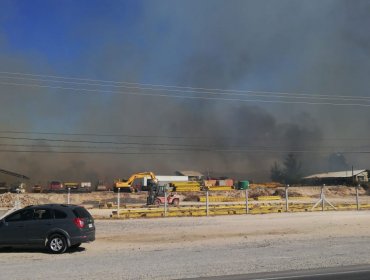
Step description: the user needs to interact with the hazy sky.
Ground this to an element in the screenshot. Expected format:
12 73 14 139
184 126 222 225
0 0 370 182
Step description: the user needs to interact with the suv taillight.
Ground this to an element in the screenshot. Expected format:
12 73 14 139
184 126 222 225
73 218 85 229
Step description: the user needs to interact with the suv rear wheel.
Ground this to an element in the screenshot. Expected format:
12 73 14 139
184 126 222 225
47 234 68 254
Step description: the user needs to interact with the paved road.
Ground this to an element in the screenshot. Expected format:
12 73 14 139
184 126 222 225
191 265 370 280
1 212 370 279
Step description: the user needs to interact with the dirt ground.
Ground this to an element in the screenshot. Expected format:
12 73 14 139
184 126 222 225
94 211 370 249
1 211 370 279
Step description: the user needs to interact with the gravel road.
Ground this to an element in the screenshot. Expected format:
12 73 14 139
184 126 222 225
1 211 370 279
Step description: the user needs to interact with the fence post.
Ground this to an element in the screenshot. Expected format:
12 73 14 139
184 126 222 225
15 188 21 209
206 189 209 216
312 183 335 211
117 188 120 217
321 184 325 211
285 184 289 212
67 188 71 204
356 184 360 211
245 189 249 214
164 190 168 217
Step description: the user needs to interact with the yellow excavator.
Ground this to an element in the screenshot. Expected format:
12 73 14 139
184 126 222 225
113 172 156 193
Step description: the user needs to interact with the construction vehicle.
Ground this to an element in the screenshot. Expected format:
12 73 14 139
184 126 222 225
80 182 92 193
113 172 156 192
95 181 111 191
45 181 92 193
0 182 25 194
0 182 10 193
32 184 42 193
146 180 180 206
47 181 65 193
9 182 26 193
64 182 92 193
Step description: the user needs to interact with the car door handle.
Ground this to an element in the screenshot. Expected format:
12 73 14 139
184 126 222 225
16 225 24 228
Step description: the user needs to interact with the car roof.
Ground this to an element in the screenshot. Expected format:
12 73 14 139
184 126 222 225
25 204 81 209
1 204 85 219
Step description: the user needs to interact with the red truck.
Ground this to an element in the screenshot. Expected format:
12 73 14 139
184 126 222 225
48 181 65 193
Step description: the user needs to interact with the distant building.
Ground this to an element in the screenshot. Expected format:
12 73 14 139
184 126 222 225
302 170 369 186
0 169 30 192
175 171 204 181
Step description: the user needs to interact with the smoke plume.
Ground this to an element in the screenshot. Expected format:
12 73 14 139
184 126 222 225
0 1 370 185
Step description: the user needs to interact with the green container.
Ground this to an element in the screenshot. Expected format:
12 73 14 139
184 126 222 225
237 181 249 190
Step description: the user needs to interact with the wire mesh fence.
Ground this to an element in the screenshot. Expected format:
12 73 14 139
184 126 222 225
0 185 369 219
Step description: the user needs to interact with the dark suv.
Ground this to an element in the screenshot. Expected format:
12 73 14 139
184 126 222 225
0 204 95 253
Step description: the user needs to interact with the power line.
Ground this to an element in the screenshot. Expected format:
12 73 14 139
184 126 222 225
0 148 370 155
1 142 368 152
0 130 213 139
1 130 370 142
0 135 209 147
1 73 370 102
0 149 185 155
2 80 370 107
2 73 370 154
2 71 370 101
1 74 370 107
3 135 370 151
0 143 210 152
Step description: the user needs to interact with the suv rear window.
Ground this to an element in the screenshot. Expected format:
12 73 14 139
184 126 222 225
33 209 53 220
54 209 67 219
73 207 91 218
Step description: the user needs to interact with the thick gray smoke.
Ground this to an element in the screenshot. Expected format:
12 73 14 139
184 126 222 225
0 0 370 185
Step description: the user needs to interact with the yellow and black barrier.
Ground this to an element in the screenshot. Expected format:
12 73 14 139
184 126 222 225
111 202 370 219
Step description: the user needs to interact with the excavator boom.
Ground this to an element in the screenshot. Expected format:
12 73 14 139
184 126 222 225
114 172 156 192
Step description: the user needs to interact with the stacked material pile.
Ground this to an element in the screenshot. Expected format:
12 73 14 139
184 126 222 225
204 179 234 187
207 185 234 191
199 196 245 202
250 182 284 189
204 179 234 191
257 196 282 201
171 181 201 192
